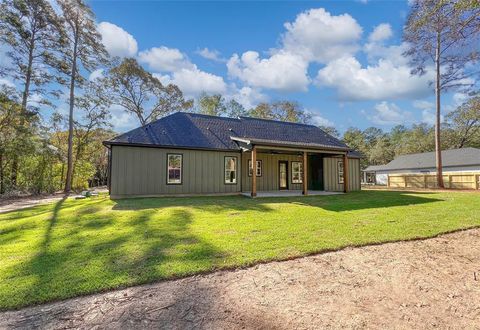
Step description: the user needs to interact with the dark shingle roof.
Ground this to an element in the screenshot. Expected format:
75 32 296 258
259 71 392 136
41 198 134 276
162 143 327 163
364 148 480 172
105 112 350 151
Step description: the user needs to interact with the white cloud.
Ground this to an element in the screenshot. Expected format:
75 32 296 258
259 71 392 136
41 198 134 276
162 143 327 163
308 111 334 127
315 56 432 101
109 104 138 132
413 100 434 111
282 8 362 63
368 23 393 43
421 110 438 125
196 48 224 62
368 101 413 125
169 68 227 95
0 78 15 88
138 46 195 72
98 22 138 57
89 69 104 81
228 86 267 110
227 51 309 92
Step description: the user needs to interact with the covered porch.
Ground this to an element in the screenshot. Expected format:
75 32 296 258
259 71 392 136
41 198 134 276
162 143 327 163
231 137 353 198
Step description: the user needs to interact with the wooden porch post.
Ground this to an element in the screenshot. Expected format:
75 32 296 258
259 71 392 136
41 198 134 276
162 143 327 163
251 145 257 197
303 151 308 195
343 153 349 193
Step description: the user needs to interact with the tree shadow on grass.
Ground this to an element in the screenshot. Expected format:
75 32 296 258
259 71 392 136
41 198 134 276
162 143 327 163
1 197 225 311
111 190 443 214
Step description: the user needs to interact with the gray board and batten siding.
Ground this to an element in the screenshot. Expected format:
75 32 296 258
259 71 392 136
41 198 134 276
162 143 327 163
110 145 361 198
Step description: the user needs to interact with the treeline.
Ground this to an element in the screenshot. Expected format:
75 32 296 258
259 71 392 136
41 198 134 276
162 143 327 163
341 97 480 169
1 0 479 196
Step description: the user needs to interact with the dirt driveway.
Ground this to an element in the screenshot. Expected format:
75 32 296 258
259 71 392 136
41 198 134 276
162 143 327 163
1 229 480 329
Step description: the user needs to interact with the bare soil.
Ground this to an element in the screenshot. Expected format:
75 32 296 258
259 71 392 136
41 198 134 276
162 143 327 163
1 229 480 329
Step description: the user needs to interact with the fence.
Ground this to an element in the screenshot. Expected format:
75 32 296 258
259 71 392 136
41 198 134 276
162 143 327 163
388 172 480 190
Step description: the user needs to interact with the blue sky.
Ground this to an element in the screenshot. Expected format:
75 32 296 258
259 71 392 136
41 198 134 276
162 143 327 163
4 0 469 133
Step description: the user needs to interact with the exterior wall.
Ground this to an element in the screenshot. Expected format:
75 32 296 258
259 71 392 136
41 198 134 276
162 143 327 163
110 146 241 197
323 157 361 192
241 152 304 191
379 165 480 174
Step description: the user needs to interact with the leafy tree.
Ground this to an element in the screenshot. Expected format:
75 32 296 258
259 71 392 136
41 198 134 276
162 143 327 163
56 0 109 192
0 0 62 186
197 93 226 116
225 99 247 118
71 81 112 186
404 0 480 187
319 126 340 139
108 57 192 126
444 96 480 148
249 101 311 123
249 102 275 120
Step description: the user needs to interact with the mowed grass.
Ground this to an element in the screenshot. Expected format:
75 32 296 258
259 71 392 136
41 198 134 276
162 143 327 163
1 190 479 310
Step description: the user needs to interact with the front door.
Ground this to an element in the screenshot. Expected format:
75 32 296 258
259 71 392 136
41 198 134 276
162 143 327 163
308 155 324 190
279 161 288 190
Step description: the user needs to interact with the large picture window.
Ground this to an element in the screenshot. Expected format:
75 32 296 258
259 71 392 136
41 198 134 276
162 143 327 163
224 156 237 184
167 154 182 184
292 161 303 184
248 160 262 177
338 160 344 184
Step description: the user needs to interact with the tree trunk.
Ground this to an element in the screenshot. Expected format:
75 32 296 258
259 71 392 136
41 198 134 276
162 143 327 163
65 28 79 193
0 152 4 195
435 31 444 188
10 33 36 187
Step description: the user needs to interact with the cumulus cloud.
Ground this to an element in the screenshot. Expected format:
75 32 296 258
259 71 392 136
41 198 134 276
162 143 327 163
138 46 194 72
98 22 138 57
368 101 413 125
169 68 227 95
315 56 432 101
227 51 309 92
154 69 226 96
308 111 334 127
228 86 268 110
196 48 224 62
88 69 104 81
140 46 227 96
368 23 393 43
282 8 362 63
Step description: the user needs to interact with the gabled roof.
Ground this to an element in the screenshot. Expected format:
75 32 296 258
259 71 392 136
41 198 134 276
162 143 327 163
104 112 351 152
364 148 480 172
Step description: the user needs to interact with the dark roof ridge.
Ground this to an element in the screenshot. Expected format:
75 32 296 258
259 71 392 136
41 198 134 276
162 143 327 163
238 115 318 128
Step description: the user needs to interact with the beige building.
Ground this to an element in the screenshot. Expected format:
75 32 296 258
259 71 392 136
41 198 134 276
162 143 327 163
104 113 361 198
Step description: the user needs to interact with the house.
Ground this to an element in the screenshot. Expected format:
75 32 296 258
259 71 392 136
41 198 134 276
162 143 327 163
364 148 480 185
103 112 361 198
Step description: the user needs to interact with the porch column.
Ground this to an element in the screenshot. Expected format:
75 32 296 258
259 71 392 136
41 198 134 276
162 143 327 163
343 153 349 193
303 151 308 195
251 145 257 197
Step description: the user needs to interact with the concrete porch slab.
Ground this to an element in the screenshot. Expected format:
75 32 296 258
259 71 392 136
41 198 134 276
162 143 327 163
241 190 343 198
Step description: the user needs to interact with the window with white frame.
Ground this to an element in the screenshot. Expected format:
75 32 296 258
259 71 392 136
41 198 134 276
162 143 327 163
292 161 303 184
338 160 344 184
167 154 182 184
224 156 237 184
248 160 262 177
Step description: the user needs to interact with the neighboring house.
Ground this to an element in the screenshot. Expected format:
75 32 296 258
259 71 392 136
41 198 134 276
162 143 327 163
364 148 480 185
103 112 361 198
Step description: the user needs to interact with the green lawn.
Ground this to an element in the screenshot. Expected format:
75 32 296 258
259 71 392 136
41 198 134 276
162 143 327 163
1 190 479 310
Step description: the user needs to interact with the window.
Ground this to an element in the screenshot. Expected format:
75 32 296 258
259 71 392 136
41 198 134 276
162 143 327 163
167 154 182 184
248 160 262 177
338 160 344 184
224 156 237 184
292 162 303 184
